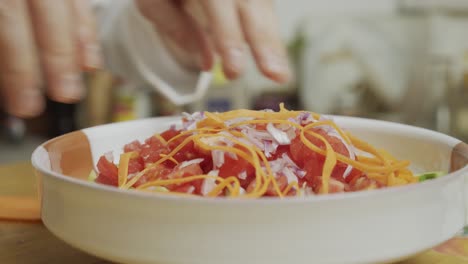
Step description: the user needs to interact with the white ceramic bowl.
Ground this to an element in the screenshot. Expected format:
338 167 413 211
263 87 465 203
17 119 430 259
31 116 468 264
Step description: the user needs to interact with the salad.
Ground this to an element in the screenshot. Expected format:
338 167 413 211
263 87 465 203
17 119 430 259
91 104 442 198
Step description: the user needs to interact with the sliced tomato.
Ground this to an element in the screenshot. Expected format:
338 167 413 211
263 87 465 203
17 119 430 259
124 140 142 153
167 163 204 179
255 123 267 130
163 163 204 194
328 178 346 193
140 135 170 164
291 128 354 183
303 156 323 183
285 188 297 197
128 156 145 174
245 175 288 196
145 135 166 148
218 155 254 178
308 177 347 194
291 128 349 162
268 145 290 160
132 164 172 188
290 136 321 167
309 175 322 193
246 179 257 194
95 173 117 186
96 156 118 182
168 135 198 162
132 175 148 188
344 168 363 184
160 127 181 141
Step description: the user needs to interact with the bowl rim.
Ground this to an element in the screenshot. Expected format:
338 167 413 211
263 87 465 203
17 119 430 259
31 115 468 205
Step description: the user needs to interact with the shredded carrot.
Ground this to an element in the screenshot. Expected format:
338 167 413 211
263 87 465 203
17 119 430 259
118 152 138 187
152 133 168 145
101 104 416 198
159 153 179 165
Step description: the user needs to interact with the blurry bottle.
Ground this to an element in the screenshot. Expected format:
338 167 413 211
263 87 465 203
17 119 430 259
81 71 115 127
48 100 77 138
431 56 452 134
111 82 152 122
451 52 468 142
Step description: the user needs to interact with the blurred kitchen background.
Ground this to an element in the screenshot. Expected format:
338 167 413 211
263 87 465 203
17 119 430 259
1 0 468 163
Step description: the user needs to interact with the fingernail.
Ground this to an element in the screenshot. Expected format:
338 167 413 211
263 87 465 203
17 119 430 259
49 73 85 102
83 44 103 70
6 89 45 118
259 50 292 83
223 47 245 79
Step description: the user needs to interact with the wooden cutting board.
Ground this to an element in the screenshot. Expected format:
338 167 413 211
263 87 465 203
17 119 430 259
0 162 108 263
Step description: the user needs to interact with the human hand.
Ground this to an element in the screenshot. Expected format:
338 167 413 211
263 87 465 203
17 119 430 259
135 0 291 84
0 0 101 118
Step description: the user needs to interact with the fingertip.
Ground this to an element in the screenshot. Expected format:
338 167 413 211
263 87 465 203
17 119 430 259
4 90 46 118
221 47 245 80
81 44 103 72
47 73 86 103
257 51 292 84
261 66 293 84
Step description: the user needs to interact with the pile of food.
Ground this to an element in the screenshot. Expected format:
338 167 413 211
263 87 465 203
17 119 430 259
91 104 438 198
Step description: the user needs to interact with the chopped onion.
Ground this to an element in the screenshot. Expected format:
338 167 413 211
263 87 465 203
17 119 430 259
266 123 291 145
263 140 278 158
343 165 354 178
295 169 306 178
104 151 114 162
179 158 204 169
281 153 299 168
218 131 236 145
212 150 225 168
186 186 195 194
224 116 254 126
242 126 273 150
227 152 238 160
239 187 246 195
201 177 217 196
305 187 315 196
242 130 264 150
208 169 219 176
288 117 299 124
238 170 247 180
298 112 315 125
286 127 297 141
283 167 299 185
200 136 224 146
182 111 205 131
319 115 333 121
147 186 169 192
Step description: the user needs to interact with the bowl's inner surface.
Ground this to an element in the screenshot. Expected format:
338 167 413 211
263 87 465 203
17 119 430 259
42 131 94 181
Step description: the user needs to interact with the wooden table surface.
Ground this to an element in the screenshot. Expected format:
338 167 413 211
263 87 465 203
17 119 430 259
0 162 467 264
0 162 109 263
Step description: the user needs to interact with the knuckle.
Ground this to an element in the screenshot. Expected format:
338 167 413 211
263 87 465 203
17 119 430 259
0 0 21 23
42 51 77 71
